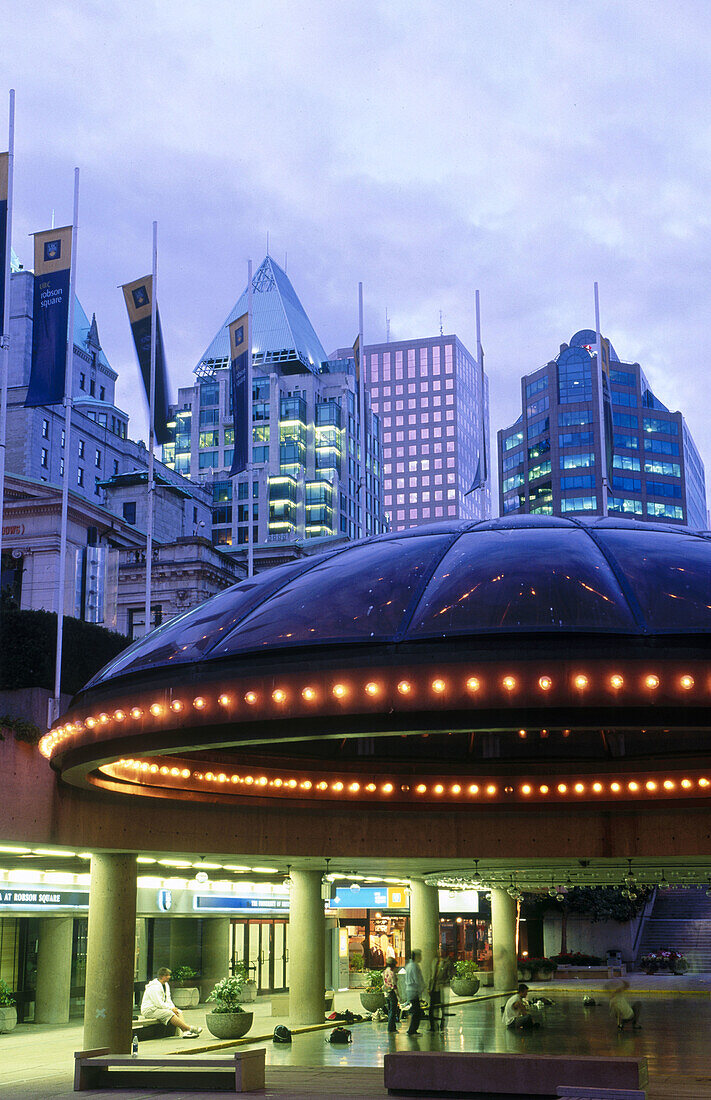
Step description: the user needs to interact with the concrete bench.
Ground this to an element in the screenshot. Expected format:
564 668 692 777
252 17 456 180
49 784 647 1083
383 1053 648 1097
131 1015 177 1040
74 1047 266 1092
557 1087 646 1099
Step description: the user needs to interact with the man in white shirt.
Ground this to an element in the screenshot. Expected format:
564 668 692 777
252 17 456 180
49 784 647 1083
141 967 202 1038
502 983 537 1029
404 950 426 1036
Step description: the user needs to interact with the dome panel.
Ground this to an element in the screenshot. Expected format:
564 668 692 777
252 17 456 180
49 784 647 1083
597 529 711 632
406 528 638 637
208 534 453 657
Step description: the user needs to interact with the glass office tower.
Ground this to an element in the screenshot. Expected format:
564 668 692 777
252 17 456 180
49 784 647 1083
497 329 707 528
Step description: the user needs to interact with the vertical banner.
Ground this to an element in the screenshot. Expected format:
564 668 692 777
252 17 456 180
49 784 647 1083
352 332 361 385
121 275 171 444
228 311 250 477
25 227 73 406
600 335 615 487
0 153 7 327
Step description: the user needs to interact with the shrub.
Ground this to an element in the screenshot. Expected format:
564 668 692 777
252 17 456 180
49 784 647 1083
365 969 384 992
207 976 244 1013
525 957 557 973
454 959 479 980
349 952 364 972
171 965 199 981
550 951 604 967
0 979 15 1006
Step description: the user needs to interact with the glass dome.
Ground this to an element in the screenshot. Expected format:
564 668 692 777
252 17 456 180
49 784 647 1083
87 517 711 689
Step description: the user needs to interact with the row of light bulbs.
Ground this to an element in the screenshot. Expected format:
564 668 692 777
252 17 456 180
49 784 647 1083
40 667 706 761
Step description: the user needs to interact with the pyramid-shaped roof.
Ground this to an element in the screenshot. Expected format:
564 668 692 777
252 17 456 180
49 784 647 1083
194 256 327 378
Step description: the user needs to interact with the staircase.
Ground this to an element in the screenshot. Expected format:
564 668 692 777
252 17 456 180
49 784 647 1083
637 887 711 971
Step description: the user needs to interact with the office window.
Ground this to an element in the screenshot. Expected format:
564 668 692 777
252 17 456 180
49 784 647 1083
78 440 85 458
560 495 597 512
611 476 641 492
560 452 595 470
644 437 679 456
558 409 593 427
526 376 548 398
612 454 641 472
643 416 678 435
646 481 682 499
77 468 84 486
561 474 595 490
42 418 49 438
613 432 638 451
95 449 102 468
99 385 105 401
558 430 594 449
89 378 95 396
609 369 636 387
644 460 680 478
41 447 48 468
79 372 86 391
61 429 66 448
611 390 637 408
503 430 524 451
123 501 137 525
609 496 642 515
646 502 684 520
113 460 119 475
612 412 638 429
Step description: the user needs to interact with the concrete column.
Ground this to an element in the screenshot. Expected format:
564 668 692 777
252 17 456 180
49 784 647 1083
201 917 230 986
35 917 73 1023
491 888 518 991
409 878 439 987
83 853 137 1053
288 870 324 1025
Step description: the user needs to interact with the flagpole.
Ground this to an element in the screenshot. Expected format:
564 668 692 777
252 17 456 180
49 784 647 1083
51 167 79 726
475 289 487 515
144 221 157 635
246 258 253 578
0 89 15 573
594 281 609 517
358 281 366 539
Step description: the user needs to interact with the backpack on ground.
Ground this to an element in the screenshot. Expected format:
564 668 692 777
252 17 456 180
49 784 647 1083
273 1025 292 1043
327 1026 352 1044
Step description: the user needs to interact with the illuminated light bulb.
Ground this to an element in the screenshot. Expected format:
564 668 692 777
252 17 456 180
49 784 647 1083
140 762 150 772
504 785 514 794
593 782 603 793
149 764 159 774
502 676 516 692
562 729 571 738
170 767 180 777
538 676 552 691
468 784 479 795
540 729 549 739
646 780 657 791
521 785 532 795
317 781 328 791
451 784 461 795
610 674 624 690
205 771 214 781
150 703 162 717
663 779 675 790
681 778 692 789
365 782 376 792
416 784 427 794
272 689 286 704
365 682 379 696
114 710 125 722
85 717 96 729
349 782 360 793
333 683 347 698
332 781 344 792
699 778 710 788
131 707 142 719
466 677 480 692
628 781 639 792
645 674 660 689
288 779 297 788
245 692 257 705
486 784 497 796
434 784 444 795
302 686 316 701
680 675 694 690
557 783 567 794
273 778 282 787
382 783 394 794
574 674 588 690
170 700 183 712
574 783 585 794
397 680 412 695
244 775 254 785
611 782 621 792
99 713 110 724
193 696 206 709
257 776 268 786
181 769 190 778
160 766 169 776
302 780 313 790
217 773 227 783
518 729 527 739
432 679 446 694
218 694 230 707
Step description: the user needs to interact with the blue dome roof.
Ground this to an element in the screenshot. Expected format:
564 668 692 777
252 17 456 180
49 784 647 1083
87 517 711 691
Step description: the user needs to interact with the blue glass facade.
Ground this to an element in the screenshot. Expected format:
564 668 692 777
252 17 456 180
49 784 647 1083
497 331 707 528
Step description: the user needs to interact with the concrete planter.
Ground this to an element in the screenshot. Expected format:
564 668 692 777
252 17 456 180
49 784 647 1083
0 1006 17 1033
360 990 386 1013
239 980 257 1004
450 977 480 998
172 986 200 1008
205 1010 253 1040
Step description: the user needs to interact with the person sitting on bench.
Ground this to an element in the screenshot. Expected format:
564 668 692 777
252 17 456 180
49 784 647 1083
141 967 202 1038
503 983 539 1029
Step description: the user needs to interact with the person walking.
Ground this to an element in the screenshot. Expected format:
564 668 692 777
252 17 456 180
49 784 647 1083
383 957 399 1032
404 949 426 1036
428 951 449 1031
141 967 202 1037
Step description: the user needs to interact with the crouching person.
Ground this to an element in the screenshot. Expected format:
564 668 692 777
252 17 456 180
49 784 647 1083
141 967 203 1038
503 983 539 1030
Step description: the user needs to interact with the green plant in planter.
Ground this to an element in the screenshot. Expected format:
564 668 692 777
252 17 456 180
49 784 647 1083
454 960 479 980
349 952 364 972
0 979 15 1006
365 969 384 992
526 957 556 973
207 976 245 1014
172 965 199 982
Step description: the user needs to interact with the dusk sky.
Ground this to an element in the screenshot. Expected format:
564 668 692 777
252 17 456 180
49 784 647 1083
6 1 711 504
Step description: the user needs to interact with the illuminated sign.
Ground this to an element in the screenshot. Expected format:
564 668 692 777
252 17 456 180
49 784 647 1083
328 887 408 909
194 895 290 912
0 888 88 908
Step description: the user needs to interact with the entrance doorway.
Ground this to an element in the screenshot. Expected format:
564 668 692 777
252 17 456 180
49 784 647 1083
230 918 288 994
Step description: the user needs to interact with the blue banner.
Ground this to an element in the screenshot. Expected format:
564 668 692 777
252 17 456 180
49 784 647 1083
0 198 6 328
25 227 73 407
228 311 250 477
130 310 171 444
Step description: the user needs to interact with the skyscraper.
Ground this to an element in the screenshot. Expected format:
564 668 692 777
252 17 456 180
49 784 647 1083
359 335 491 531
497 329 707 528
163 257 386 556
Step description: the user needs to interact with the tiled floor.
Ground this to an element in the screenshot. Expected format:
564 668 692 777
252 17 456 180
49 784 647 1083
1 989 710 1098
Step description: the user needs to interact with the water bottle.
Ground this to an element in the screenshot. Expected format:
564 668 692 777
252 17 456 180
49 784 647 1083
131 1035 139 1058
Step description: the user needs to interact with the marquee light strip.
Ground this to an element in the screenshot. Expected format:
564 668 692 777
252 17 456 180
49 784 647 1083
39 664 711 762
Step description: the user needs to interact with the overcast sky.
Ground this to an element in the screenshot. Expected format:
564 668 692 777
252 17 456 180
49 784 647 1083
5 0 711 506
